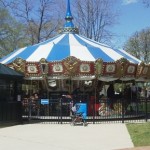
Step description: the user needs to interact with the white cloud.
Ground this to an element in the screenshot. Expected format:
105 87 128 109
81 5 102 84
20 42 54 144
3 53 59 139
123 0 138 5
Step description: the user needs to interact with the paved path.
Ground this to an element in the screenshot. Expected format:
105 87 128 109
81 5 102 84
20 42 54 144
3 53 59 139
0 123 134 150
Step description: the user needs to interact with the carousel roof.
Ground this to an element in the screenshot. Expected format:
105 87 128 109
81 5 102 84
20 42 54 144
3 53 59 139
0 0 141 65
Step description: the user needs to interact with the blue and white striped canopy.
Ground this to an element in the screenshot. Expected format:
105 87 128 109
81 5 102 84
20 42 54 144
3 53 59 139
0 33 141 64
0 0 141 65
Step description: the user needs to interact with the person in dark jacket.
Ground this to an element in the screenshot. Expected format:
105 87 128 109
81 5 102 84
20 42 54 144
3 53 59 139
107 83 115 109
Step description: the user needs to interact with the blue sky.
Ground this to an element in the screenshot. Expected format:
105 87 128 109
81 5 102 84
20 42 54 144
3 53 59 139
112 0 150 48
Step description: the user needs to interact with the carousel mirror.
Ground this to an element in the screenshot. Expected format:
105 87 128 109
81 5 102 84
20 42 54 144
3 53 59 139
84 80 92 87
48 80 57 87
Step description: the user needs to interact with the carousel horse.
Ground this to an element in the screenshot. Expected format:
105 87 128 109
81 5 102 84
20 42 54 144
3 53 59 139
98 103 113 116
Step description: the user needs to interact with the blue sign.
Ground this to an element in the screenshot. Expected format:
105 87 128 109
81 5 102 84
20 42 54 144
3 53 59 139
75 103 87 119
41 99 49 105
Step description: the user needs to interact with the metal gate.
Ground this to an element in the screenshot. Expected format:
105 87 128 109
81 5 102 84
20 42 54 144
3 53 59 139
22 97 72 123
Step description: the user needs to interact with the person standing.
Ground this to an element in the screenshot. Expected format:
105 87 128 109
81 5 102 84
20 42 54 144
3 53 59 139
107 83 115 109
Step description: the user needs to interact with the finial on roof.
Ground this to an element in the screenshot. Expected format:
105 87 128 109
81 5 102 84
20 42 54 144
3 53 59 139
64 0 74 28
59 0 78 34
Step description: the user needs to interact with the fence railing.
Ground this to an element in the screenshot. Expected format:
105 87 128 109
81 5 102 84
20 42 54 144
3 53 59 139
22 97 150 124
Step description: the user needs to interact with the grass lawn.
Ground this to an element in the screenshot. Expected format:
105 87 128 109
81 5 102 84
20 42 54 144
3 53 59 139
126 122 150 147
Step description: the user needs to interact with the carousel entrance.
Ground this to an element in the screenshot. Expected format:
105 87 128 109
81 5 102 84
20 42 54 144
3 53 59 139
22 79 93 123
22 94 92 123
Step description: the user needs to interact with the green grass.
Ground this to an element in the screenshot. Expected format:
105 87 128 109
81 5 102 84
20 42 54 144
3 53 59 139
126 122 150 147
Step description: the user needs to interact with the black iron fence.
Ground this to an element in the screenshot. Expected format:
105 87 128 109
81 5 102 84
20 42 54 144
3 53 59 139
93 98 149 124
22 97 150 124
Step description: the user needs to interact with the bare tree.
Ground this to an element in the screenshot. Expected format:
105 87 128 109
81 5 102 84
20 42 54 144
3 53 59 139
72 0 118 44
124 32 141 59
7 0 63 44
1 0 119 46
140 29 150 63
142 0 150 7
0 0 7 7
124 29 150 64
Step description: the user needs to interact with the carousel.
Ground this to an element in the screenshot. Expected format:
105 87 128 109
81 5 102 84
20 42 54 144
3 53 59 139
0 0 150 119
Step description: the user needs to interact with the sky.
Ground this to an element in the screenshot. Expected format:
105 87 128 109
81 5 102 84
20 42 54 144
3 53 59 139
3 0 150 50
111 0 150 49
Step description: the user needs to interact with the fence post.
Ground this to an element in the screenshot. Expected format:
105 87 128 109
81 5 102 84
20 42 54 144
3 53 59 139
93 101 95 124
122 98 124 123
145 98 148 122
28 98 32 122
60 98 62 124
19 101 23 124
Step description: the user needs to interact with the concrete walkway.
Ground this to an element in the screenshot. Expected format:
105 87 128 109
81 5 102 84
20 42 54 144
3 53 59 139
0 123 134 150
